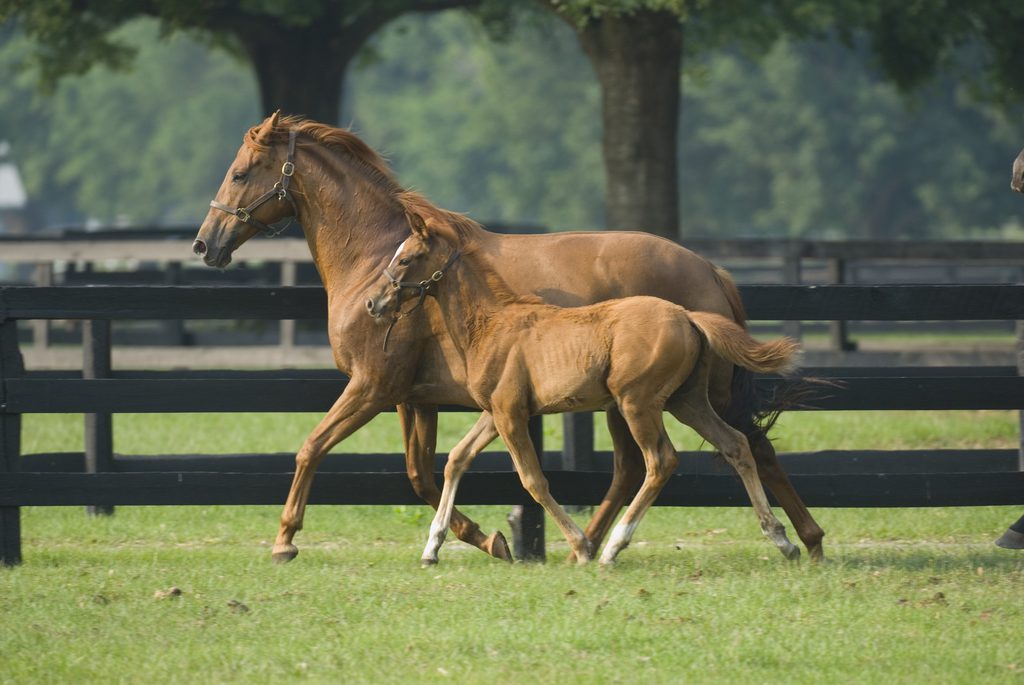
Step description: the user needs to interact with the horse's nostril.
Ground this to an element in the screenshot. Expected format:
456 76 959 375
366 299 374 311
192 239 207 256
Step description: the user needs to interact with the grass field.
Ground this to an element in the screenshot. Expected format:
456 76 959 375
4 410 1024 684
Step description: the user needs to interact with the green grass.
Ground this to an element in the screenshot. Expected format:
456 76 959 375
5 410 1024 683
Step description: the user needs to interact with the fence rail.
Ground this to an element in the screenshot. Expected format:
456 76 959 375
2 283 1023 566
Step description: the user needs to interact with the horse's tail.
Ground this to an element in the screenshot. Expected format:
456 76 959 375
710 264 748 327
686 310 801 376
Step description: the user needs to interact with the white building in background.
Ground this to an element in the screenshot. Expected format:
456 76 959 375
0 141 28 235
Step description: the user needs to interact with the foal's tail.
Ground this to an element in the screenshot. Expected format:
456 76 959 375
686 310 801 375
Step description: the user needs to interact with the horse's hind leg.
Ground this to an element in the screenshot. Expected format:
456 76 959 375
421 413 500 565
749 434 825 561
599 403 679 565
399 404 511 561
670 395 799 561
569 408 645 563
709 363 825 560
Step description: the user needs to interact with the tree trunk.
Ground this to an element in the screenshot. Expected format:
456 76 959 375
578 12 682 239
239 26 355 124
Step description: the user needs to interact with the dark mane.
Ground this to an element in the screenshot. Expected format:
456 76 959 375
245 115 403 196
251 116 490 249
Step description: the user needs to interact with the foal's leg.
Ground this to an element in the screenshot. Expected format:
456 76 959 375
421 413 500 565
492 407 593 564
749 435 825 561
599 403 680 565
708 362 826 561
399 404 510 561
569 408 645 563
272 379 388 563
670 394 799 560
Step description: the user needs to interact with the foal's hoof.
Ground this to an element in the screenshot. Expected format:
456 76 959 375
420 557 439 568
780 543 801 561
808 543 826 562
483 531 513 563
271 544 299 564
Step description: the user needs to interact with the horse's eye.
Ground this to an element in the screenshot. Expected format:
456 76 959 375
232 171 248 183
398 258 411 266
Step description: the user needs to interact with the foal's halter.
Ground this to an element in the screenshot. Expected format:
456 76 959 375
381 247 462 351
209 129 299 237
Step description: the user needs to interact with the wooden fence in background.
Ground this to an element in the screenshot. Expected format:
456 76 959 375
2 283 1023 566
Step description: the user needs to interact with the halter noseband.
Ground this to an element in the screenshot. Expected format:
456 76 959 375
381 247 462 350
209 129 299 237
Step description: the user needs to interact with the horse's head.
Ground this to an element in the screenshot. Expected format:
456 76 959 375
1013 147 1024 194
193 111 299 267
366 214 458 321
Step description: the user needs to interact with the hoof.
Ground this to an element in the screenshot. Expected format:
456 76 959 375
780 543 801 561
995 528 1024 550
483 531 513 563
271 544 299 564
808 543 826 563
420 557 438 568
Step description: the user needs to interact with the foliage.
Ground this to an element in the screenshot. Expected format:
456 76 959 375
1 10 1022 234
0 20 259 225
677 38 1023 238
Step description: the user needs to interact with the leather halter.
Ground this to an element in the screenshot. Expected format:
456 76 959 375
381 247 462 351
209 129 299 236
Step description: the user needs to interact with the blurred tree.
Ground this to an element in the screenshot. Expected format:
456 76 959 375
346 12 604 229
677 38 1023 239
0 20 258 225
0 0 478 124
544 0 1024 239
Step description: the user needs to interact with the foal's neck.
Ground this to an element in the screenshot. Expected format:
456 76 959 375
433 248 528 353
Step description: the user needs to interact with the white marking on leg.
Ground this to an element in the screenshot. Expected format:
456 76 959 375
600 519 638 565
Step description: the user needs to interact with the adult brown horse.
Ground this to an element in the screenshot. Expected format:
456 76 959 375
367 219 802 565
193 112 825 563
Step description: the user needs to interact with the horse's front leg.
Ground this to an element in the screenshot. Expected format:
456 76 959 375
421 412 500 565
272 378 389 563
399 404 511 561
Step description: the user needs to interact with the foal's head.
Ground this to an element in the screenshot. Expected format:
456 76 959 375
194 111 299 267
365 216 458 320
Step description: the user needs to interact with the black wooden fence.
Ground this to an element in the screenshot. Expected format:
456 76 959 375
2 284 1024 566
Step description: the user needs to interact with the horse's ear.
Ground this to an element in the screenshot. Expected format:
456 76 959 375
406 210 429 238
255 111 280 144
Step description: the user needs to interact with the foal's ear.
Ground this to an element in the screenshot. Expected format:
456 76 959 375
406 210 429 238
255 111 280 144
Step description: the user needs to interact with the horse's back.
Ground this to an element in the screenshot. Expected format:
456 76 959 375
484 230 736 319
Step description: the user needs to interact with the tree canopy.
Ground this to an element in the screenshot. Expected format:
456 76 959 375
0 7 1021 237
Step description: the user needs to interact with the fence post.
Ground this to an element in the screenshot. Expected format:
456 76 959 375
507 415 545 562
782 240 803 341
279 260 297 350
827 258 857 352
995 320 1024 549
1 316 24 566
162 263 187 346
32 263 52 350
83 319 114 517
561 412 595 472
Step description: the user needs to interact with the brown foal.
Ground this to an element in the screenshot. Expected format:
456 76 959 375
367 219 802 565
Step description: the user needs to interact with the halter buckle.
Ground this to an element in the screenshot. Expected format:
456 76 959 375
236 208 252 223
281 161 295 177
431 270 444 282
